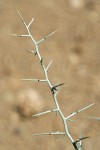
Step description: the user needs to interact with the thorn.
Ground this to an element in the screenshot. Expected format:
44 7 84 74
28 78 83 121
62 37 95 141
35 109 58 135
27 49 37 55
28 18 34 28
65 102 95 120
37 29 58 45
55 83 65 88
34 51 37 55
11 34 18 36
32 131 66 136
68 119 74 122
46 59 53 71
78 103 95 113
17 10 21 17
51 83 65 91
56 110 59 116
73 137 89 150
72 142 79 150
21 78 46 82
11 34 29 37
17 10 25 23
77 137 90 142
40 58 43 65
32 109 58 117
50 83 65 94
27 49 35 53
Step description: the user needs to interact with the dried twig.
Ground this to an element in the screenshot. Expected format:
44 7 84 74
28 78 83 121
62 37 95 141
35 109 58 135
12 11 95 150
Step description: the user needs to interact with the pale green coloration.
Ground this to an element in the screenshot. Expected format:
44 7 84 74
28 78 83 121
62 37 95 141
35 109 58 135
11 11 95 150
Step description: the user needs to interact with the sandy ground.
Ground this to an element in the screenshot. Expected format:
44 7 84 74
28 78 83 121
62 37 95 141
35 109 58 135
0 0 100 150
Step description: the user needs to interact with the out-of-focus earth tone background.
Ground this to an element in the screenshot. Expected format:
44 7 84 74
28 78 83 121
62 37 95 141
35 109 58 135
0 0 100 149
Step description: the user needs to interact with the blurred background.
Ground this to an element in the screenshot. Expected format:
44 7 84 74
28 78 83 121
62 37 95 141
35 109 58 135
0 0 100 149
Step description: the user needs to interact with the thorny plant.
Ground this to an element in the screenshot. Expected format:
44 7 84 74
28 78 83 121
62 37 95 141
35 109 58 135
12 11 95 150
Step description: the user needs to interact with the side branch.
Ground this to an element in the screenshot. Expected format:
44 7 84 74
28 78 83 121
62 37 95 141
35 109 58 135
46 60 53 71
65 103 95 120
17 10 27 27
27 18 34 28
33 131 66 136
11 34 30 37
21 78 46 82
32 109 58 117
37 30 58 45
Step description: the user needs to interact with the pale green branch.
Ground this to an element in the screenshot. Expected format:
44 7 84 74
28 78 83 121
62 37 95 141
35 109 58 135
32 109 58 117
17 10 27 27
21 78 46 82
37 29 58 45
11 34 30 37
33 131 66 136
65 103 95 120
27 18 34 28
46 60 53 71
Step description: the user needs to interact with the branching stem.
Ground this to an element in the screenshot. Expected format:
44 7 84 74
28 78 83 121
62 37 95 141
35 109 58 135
12 11 95 150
